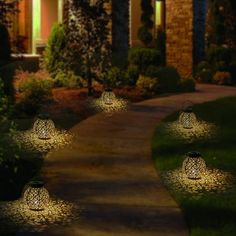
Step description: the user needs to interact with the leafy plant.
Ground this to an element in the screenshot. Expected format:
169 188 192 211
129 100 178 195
43 23 67 77
180 77 196 92
128 48 161 74
125 65 139 86
14 70 54 115
154 66 181 92
136 75 157 96
104 66 124 88
138 0 154 46
212 71 232 85
54 70 84 88
0 23 11 62
63 0 111 95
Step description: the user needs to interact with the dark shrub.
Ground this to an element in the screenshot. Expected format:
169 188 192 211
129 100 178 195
154 66 181 92
0 59 39 98
43 23 66 77
125 65 139 86
206 46 232 65
145 65 160 78
0 24 11 62
136 75 158 96
229 62 236 84
196 61 211 72
105 66 124 88
54 70 84 88
128 48 161 73
137 27 153 46
212 71 232 85
197 69 213 83
195 61 213 83
155 27 166 65
14 70 53 115
180 77 196 92
215 60 229 72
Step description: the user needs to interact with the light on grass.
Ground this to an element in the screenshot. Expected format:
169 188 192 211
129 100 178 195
182 151 206 179
101 89 116 106
33 114 55 140
24 181 50 211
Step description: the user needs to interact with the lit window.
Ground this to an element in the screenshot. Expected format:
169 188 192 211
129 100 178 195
155 0 165 29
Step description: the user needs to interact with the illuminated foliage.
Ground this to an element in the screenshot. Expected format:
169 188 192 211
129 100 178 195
0 0 19 27
63 0 112 95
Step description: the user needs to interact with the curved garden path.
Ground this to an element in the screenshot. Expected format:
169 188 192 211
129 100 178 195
42 84 236 236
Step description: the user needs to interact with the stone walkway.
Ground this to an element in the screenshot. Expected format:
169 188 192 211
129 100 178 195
41 84 236 236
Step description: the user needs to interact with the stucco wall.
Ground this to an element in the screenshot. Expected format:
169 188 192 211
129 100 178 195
166 0 194 78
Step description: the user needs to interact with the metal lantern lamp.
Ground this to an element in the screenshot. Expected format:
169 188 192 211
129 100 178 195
182 151 206 179
179 102 197 129
101 89 116 105
24 181 50 211
33 114 55 139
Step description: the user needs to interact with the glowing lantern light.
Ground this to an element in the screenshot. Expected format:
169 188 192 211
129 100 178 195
182 151 206 179
101 89 116 105
179 102 197 129
24 181 50 211
33 114 55 139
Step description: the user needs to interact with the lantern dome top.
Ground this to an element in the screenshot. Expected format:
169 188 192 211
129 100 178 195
183 107 193 113
37 113 51 120
186 151 201 158
29 180 45 188
104 88 113 92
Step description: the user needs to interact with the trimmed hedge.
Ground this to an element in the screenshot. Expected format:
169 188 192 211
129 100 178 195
128 48 161 73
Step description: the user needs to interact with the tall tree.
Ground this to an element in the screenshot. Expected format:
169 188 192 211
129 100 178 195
0 0 20 61
138 0 154 46
206 0 236 48
64 0 111 96
0 0 19 27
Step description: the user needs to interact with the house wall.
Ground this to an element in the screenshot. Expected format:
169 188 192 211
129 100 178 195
130 0 142 47
166 0 194 78
18 0 32 53
41 0 58 42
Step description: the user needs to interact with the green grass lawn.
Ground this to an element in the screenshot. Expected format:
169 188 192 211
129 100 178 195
152 96 236 236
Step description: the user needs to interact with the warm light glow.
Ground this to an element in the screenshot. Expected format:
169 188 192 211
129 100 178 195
102 89 116 105
24 181 50 211
33 114 55 140
165 121 217 143
13 128 73 153
161 168 234 196
32 0 41 54
90 95 128 114
179 108 197 129
155 1 162 27
0 199 76 233
182 152 206 179
58 0 63 23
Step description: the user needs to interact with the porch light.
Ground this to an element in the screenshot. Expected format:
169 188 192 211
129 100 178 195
24 181 50 211
179 102 197 129
182 151 206 179
33 114 55 140
101 89 116 105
